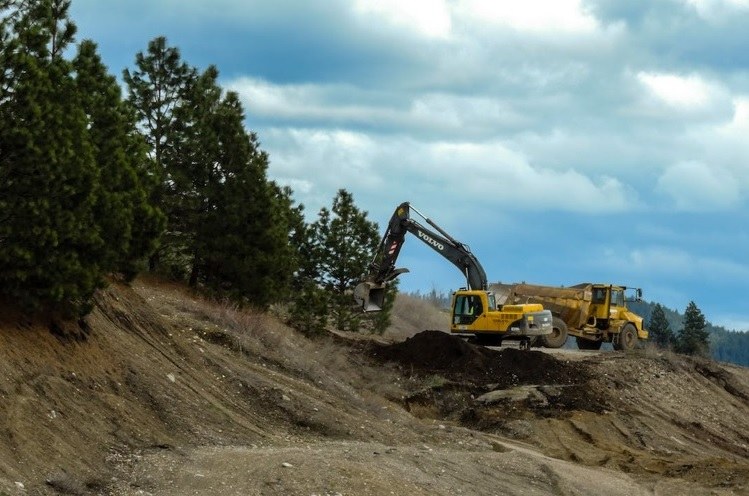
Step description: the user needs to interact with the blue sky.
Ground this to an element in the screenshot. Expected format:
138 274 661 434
69 0 749 331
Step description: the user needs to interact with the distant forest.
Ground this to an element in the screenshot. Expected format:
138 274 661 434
629 301 749 367
407 289 749 367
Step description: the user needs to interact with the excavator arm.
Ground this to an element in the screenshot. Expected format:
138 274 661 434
355 202 488 312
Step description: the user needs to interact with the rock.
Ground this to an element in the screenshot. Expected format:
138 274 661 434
476 385 548 406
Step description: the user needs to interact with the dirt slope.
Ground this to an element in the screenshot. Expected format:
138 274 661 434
0 279 747 495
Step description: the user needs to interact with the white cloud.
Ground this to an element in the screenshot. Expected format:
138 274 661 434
228 77 529 134
226 78 378 122
455 0 600 34
261 127 637 215
683 0 749 18
656 161 741 210
677 97 749 197
613 246 749 281
353 0 453 39
351 0 609 40
636 72 718 110
715 98 749 180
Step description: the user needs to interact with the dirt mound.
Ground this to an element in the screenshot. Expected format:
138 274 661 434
375 330 587 388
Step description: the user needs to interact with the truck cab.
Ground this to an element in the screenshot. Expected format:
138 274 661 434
590 285 647 339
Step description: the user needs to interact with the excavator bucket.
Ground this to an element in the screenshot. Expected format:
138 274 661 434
354 281 387 312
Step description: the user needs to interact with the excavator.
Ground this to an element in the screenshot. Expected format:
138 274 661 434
354 202 552 349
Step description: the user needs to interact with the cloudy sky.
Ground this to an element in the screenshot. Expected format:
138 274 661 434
70 0 749 331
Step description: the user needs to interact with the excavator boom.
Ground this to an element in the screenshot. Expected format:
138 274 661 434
355 202 487 312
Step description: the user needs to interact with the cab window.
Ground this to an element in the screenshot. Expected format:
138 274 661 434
453 294 483 324
612 289 625 307
592 287 607 304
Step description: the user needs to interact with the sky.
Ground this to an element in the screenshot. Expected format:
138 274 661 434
68 0 749 331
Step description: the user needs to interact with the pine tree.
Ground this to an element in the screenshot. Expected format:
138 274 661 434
73 39 164 279
675 301 710 356
0 0 103 316
172 71 294 306
287 197 329 335
123 36 196 273
311 190 382 332
125 42 298 306
647 303 674 348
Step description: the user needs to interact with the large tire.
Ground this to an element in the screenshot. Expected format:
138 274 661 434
613 323 638 351
576 337 603 350
542 316 568 348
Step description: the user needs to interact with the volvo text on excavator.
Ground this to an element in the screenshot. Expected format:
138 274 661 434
354 202 552 349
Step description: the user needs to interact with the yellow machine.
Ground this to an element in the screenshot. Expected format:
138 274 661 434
354 202 552 348
497 282 648 350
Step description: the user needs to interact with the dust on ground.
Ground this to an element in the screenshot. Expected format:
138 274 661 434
0 280 747 495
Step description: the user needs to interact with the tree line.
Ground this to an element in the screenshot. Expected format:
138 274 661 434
0 0 387 333
631 300 749 365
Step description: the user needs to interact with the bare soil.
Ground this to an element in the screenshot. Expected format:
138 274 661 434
0 281 747 495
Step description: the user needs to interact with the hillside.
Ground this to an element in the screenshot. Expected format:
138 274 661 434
0 280 748 495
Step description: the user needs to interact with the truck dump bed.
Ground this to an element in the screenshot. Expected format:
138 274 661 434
493 283 595 330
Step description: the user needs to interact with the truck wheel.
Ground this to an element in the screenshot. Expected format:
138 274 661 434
542 317 568 348
613 323 638 351
576 337 602 350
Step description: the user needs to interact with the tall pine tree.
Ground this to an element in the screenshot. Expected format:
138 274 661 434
123 36 195 273
126 46 296 307
309 190 382 332
73 39 164 279
192 88 294 307
675 301 710 356
0 0 102 316
1 1 163 316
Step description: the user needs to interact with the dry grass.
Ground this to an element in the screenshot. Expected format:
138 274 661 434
385 293 449 342
135 278 411 415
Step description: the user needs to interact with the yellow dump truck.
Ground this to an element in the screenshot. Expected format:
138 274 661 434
495 283 648 351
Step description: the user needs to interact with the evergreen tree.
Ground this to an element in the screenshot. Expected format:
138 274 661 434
123 36 196 273
125 42 296 307
72 39 164 279
311 190 382 332
287 197 329 335
647 303 674 348
166 67 294 307
675 301 710 356
0 0 103 316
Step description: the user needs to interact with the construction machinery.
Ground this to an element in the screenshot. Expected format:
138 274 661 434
495 282 648 351
354 202 552 349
